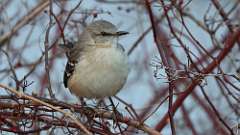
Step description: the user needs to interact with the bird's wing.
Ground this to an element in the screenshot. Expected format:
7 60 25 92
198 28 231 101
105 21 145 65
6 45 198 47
63 30 94 88
63 60 76 87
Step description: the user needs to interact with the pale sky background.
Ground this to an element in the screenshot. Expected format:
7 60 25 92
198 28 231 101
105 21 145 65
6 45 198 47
0 0 239 134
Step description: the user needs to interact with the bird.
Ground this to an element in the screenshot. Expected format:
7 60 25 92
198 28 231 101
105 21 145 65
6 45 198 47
63 20 129 98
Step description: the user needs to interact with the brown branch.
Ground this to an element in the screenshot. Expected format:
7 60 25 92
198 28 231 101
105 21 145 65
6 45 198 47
0 84 92 135
155 28 240 131
0 0 50 45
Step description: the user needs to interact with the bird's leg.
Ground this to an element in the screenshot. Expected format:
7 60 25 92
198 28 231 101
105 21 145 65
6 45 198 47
78 97 86 106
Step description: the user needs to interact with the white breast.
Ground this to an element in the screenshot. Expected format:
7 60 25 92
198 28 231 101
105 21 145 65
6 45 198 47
67 47 129 98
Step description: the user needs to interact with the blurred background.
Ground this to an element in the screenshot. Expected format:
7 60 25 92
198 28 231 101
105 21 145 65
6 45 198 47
0 0 239 134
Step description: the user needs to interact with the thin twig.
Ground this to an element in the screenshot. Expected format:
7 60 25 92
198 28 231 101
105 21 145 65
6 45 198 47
44 0 54 98
0 84 92 135
0 0 50 45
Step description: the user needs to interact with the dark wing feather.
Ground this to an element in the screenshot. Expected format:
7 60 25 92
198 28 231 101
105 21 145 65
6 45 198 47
63 61 76 87
63 29 93 87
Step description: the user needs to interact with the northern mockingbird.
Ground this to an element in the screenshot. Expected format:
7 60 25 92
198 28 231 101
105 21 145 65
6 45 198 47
63 20 129 98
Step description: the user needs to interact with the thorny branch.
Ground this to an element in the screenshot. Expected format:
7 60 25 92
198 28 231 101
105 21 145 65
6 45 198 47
0 0 239 135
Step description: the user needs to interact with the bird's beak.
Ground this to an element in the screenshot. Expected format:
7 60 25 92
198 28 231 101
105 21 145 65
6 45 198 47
116 31 129 36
